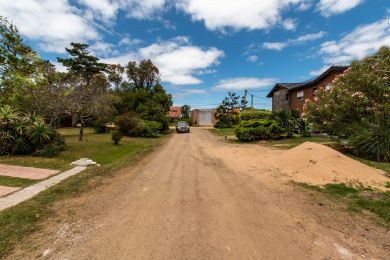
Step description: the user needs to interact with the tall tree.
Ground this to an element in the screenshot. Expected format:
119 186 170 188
107 64 125 89
0 16 36 104
57 42 106 84
126 59 160 90
58 43 114 141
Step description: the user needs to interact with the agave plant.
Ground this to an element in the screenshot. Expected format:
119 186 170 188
0 105 19 125
24 112 44 125
28 124 51 145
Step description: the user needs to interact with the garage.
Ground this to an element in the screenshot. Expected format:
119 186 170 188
191 109 217 126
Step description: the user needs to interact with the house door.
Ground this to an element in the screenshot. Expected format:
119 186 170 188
199 111 212 125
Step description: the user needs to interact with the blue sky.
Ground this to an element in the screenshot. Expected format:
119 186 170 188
1 0 389 109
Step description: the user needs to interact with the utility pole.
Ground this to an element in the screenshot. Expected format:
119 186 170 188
251 94 254 109
243 89 248 110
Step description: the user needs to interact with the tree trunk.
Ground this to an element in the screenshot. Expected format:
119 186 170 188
79 115 84 142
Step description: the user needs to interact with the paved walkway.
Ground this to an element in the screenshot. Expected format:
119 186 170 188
0 164 59 179
0 166 86 211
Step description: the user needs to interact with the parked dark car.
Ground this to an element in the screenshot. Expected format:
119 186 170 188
176 121 190 133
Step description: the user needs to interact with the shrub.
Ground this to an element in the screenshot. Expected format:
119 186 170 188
139 120 162 138
0 105 65 156
235 119 286 141
115 113 162 138
271 110 300 137
115 112 143 137
348 123 390 162
296 118 312 137
305 47 390 161
214 114 240 128
111 130 123 145
240 110 272 121
92 118 110 133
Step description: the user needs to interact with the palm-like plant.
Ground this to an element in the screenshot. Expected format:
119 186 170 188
28 124 51 145
24 112 44 125
0 105 19 125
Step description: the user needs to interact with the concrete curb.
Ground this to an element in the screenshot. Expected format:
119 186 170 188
0 166 86 211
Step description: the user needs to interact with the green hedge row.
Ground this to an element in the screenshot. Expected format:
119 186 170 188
235 119 286 141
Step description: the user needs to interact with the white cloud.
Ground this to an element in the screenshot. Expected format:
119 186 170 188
196 69 217 75
176 0 304 32
90 41 115 57
263 42 288 51
118 36 143 46
317 0 363 17
213 77 277 91
246 55 259 62
297 0 312 11
52 61 69 73
102 37 224 85
78 0 119 22
125 0 166 19
174 88 207 98
309 65 330 76
320 19 390 64
263 31 326 51
79 0 167 21
282 18 297 31
295 31 326 42
0 0 100 53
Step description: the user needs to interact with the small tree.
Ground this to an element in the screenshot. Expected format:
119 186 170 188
214 92 241 128
181 105 191 118
305 46 390 161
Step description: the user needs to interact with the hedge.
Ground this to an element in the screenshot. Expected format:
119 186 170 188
235 119 286 141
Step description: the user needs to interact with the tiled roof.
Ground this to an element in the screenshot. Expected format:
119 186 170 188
266 66 349 98
168 106 182 118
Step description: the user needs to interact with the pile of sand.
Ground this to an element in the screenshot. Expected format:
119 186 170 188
276 142 389 190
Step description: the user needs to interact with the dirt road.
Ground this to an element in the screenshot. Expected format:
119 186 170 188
8 128 390 259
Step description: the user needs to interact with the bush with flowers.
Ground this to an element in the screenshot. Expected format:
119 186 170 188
305 47 390 161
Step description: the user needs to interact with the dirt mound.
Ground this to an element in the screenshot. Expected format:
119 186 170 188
277 142 389 190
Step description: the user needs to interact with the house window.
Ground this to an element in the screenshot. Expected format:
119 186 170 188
312 88 318 96
325 84 332 91
285 93 289 100
296 90 304 101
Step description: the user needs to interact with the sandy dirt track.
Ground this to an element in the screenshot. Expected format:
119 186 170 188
7 128 390 259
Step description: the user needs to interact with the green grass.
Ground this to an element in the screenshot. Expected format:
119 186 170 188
0 176 39 188
349 156 390 177
262 135 335 149
0 128 169 258
297 183 390 225
0 128 159 170
208 128 236 136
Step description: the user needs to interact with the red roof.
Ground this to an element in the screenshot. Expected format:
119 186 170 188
168 106 182 118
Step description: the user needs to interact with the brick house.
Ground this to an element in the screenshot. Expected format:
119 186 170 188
266 66 349 114
168 106 182 119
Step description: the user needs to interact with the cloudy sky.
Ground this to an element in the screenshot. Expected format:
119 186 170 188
1 0 389 108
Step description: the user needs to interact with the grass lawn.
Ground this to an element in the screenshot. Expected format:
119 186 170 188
0 128 170 258
0 128 159 171
208 128 236 137
0 176 39 188
261 135 335 149
297 183 390 226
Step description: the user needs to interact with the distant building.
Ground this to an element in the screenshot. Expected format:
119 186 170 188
191 109 217 126
266 66 349 114
168 106 182 119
